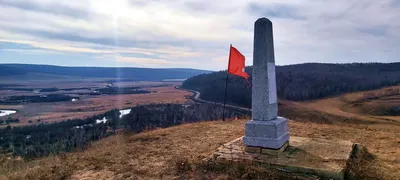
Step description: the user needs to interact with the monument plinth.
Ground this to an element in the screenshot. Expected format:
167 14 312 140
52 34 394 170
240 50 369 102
242 18 290 151
209 137 355 180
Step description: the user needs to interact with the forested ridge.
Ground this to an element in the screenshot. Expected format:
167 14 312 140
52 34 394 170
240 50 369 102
182 63 400 108
0 64 211 81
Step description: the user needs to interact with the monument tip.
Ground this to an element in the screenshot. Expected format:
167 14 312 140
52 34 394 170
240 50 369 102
255 17 272 25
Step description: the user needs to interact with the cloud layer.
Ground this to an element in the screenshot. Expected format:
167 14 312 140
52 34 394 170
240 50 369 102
0 0 399 70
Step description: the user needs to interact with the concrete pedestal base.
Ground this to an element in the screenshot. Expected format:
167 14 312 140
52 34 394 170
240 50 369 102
207 136 355 180
245 141 289 155
243 117 289 149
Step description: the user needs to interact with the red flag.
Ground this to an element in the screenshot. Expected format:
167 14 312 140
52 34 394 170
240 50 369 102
228 45 249 79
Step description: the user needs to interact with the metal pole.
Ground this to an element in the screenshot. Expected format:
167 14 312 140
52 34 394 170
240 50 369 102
222 44 232 121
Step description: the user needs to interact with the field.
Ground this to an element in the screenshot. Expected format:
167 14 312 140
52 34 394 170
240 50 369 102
0 86 399 179
0 80 190 126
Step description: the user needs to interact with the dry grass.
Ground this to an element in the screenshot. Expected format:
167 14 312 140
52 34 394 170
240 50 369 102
303 86 400 125
1 118 399 180
1 120 245 180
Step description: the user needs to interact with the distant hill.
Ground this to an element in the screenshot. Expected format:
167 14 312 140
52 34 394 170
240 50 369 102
182 63 400 107
0 64 211 81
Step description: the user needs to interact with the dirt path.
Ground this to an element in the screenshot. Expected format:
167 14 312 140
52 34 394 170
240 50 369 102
176 86 251 111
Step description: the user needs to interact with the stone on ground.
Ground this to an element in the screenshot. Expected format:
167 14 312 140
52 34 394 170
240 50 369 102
208 136 355 180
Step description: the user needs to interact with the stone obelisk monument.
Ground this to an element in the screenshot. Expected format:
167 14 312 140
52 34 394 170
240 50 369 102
243 17 290 152
211 17 354 180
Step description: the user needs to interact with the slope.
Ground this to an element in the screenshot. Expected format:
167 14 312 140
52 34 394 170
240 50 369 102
1 119 398 180
302 86 400 127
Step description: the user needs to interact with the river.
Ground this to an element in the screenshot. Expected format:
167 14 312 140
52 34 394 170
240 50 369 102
0 110 17 117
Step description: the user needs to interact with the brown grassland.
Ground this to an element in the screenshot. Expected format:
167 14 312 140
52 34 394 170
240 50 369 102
0 86 399 179
1 83 190 126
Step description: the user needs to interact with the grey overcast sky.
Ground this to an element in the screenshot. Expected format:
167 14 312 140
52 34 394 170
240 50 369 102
0 0 399 70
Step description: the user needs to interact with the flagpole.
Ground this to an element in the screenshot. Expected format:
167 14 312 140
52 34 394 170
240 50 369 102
222 44 232 121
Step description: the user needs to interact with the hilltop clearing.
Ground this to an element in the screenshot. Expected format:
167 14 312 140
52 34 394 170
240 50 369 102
1 118 399 179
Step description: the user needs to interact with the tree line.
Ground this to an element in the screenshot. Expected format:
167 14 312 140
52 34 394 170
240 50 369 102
119 104 249 133
0 94 76 104
0 118 20 125
182 63 400 108
96 87 151 95
0 103 248 160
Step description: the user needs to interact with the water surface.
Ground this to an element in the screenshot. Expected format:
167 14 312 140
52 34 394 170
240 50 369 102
0 110 17 117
